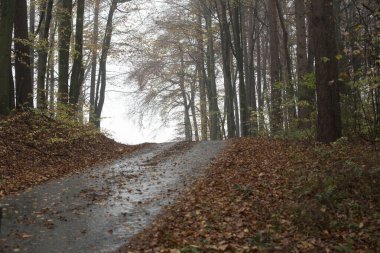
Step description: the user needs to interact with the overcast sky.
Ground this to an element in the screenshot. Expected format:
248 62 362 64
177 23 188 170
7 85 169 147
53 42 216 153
99 2 176 145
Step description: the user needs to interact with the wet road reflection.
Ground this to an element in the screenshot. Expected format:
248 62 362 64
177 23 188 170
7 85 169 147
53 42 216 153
0 141 224 253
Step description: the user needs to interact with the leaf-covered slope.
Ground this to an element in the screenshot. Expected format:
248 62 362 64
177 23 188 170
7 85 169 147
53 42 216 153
125 137 380 252
0 111 144 198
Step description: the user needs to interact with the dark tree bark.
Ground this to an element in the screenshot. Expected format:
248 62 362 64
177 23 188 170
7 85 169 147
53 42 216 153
14 0 33 108
215 0 236 138
193 7 208 140
47 19 56 113
242 4 258 135
190 80 199 141
203 2 221 140
311 0 342 143
29 0 35 92
89 0 100 123
295 0 314 129
9 59 15 109
229 0 249 136
179 48 192 141
69 0 85 106
275 0 296 126
94 0 132 127
57 0 72 105
306 0 315 73
36 0 53 109
268 0 282 134
256 12 264 133
0 0 16 115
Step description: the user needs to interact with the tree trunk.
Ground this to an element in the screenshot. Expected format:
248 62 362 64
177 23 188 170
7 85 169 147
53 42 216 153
256 13 264 133
14 0 33 108
36 0 53 109
295 0 313 129
89 0 100 124
29 0 35 94
190 79 199 141
69 0 85 106
0 0 16 115
47 18 56 113
242 4 257 135
275 0 296 128
215 0 236 138
203 3 221 140
311 0 342 143
9 59 15 109
306 0 315 73
57 0 72 105
95 0 126 127
179 48 192 141
268 0 282 134
229 0 249 136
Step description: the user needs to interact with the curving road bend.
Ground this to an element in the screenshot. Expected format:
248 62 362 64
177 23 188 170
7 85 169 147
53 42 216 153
0 141 225 253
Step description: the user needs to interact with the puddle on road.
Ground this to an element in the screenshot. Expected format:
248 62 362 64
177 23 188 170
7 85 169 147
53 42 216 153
0 141 224 253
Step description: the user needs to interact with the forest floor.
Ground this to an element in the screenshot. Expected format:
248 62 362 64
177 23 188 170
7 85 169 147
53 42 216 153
125 137 380 253
0 110 146 198
1 111 379 252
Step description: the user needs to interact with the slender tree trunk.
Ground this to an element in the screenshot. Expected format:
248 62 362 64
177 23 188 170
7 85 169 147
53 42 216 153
69 0 85 106
29 0 35 92
14 0 33 108
36 0 53 109
295 0 313 129
306 0 315 73
230 0 249 136
0 0 16 115
263 33 270 132
95 0 130 127
57 0 72 105
179 49 192 141
275 0 296 128
311 0 342 143
47 18 56 112
204 4 221 140
9 59 15 109
256 16 264 133
216 0 236 138
190 80 199 141
268 0 282 134
89 0 100 123
195 12 208 140
242 5 257 135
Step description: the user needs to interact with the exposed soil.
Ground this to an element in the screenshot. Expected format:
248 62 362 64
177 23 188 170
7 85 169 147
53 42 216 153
0 111 147 198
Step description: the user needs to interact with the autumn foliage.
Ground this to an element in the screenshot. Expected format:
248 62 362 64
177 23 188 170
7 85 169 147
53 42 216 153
125 138 380 252
0 111 144 198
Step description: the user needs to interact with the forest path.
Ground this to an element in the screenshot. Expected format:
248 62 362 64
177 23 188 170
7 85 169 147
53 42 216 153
0 141 225 253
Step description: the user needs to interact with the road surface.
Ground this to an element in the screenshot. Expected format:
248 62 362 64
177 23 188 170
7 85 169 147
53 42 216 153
0 141 224 253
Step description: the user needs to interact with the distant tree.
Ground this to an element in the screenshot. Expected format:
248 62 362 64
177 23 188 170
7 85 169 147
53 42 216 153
311 0 341 143
94 0 132 127
0 0 16 115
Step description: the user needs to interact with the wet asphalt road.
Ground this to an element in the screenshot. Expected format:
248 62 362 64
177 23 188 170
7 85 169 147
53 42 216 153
0 141 224 253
